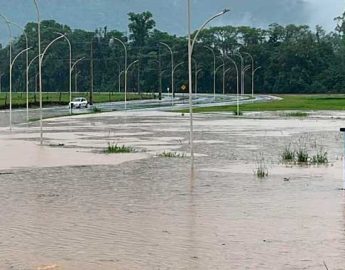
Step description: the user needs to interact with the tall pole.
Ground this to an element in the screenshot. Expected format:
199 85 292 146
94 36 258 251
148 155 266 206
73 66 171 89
243 52 254 97
0 14 13 130
195 68 202 94
223 67 232 94
8 21 29 122
226 55 240 116
204 46 216 100
125 60 139 110
253 66 261 97
233 51 244 95
187 0 193 166
55 32 72 114
112 38 127 107
160 42 174 105
75 71 80 92
118 71 124 92
187 3 230 165
172 61 184 99
10 48 32 128
243 65 251 96
33 0 43 144
71 57 85 93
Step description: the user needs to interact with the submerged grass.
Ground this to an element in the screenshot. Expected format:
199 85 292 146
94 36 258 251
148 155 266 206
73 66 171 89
254 153 269 178
105 143 134 154
158 151 186 158
281 141 328 165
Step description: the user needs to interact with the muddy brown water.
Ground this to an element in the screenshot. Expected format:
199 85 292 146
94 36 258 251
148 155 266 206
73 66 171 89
1 111 345 269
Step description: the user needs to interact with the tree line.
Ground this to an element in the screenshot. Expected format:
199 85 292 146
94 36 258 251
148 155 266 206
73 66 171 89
0 11 345 95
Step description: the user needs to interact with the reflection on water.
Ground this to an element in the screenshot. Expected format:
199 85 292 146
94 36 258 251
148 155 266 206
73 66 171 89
0 156 345 270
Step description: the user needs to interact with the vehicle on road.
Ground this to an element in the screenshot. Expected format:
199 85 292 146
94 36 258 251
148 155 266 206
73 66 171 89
69 97 88 109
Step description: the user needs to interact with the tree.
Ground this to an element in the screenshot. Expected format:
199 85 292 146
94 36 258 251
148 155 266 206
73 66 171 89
128 11 156 47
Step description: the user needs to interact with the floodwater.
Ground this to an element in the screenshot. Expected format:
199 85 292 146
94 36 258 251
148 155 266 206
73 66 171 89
1 110 345 269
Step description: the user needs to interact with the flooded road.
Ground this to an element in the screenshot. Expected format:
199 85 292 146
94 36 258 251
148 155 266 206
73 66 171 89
0 111 345 269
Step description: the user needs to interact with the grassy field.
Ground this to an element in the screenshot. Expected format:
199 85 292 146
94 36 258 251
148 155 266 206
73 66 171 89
0 92 155 109
185 95 345 113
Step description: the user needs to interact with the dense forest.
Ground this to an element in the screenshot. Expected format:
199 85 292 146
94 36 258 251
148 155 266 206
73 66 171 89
1 10 345 95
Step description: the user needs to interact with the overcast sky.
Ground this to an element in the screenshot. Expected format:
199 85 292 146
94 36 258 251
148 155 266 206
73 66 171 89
0 0 343 44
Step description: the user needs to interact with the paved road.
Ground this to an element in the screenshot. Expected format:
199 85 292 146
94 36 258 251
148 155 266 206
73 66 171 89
0 94 278 127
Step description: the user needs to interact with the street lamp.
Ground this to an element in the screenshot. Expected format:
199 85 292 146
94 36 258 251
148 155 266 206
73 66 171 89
26 53 41 120
33 0 44 144
243 52 255 97
71 57 85 95
253 66 262 97
5 20 30 123
110 37 128 105
195 68 202 95
55 32 72 115
243 64 251 95
223 67 232 94
118 70 124 93
125 59 139 110
0 14 13 130
204 46 216 100
233 51 244 95
159 42 174 105
225 55 240 116
215 63 224 94
187 4 230 165
173 61 184 101
74 71 81 92
9 48 32 129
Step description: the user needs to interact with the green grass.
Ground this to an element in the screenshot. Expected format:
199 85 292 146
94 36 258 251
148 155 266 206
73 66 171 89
182 95 345 113
105 143 134 154
0 92 154 110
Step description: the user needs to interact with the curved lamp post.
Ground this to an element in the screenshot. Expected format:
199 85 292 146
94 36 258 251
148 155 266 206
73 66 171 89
159 42 174 105
32 0 44 144
173 61 184 101
215 63 224 95
252 66 262 97
71 57 85 93
5 20 30 122
125 59 139 110
55 32 72 114
9 48 31 129
118 70 124 93
26 53 41 119
233 51 244 95
243 52 254 97
204 46 216 100
195 68 202 95
223 67 232 94
226 55 240 116
35 34 65 142
243 64 251 95
187 6 230 165
110 37 128 102
0 14 13 130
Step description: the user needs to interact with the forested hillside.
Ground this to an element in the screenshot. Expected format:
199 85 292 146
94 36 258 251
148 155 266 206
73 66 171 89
1 11 345 94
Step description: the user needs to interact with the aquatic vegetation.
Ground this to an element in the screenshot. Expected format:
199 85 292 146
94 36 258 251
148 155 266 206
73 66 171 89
254 153 269 178
105 143 134 153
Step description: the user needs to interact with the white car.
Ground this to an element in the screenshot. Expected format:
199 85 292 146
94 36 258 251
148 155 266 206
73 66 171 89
69 97 88 109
